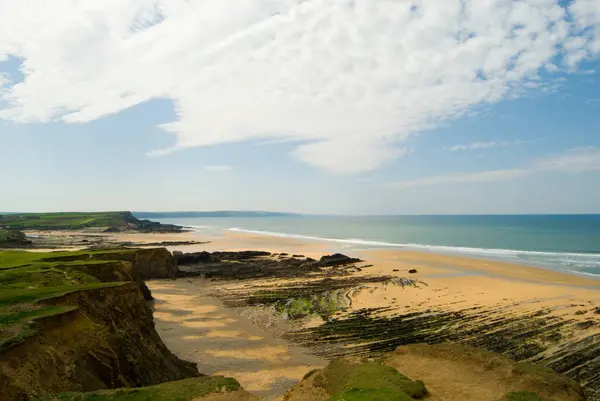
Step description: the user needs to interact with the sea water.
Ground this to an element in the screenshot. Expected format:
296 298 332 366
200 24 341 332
153 215 600 278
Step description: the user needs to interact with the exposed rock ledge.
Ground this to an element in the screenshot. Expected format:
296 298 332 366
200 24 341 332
0 248 195 401
283 343 585 401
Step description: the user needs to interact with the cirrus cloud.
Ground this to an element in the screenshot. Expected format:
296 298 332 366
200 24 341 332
204 165 234 172
388 147 600 189
444 139 533 152
1 0 600 173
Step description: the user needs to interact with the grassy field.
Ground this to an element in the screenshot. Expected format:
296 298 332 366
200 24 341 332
0 249 139 350
0 212 134 229
38 376 244 401
0 211 181 232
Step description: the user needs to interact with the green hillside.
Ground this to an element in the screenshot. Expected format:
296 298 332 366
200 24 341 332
0 249 138 351
0 211 181 232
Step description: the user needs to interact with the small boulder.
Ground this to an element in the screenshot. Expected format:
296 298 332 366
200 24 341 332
318 253 362 267
408 269 418 274
176 251 213 265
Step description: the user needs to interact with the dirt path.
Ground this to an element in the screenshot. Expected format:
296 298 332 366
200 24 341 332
147 279 327 401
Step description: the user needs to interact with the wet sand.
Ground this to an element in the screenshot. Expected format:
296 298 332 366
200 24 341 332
148 279 327 401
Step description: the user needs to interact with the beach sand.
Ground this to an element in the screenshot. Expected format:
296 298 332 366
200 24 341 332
27 229 600 399
147 279 327 401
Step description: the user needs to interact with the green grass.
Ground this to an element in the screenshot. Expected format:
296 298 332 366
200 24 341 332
327 388 413 401
313 359 428 400
0 212 135 230
0 305 77 325
37 376 243 401
0 229 10 242
0 211 181 233
0 249 143 349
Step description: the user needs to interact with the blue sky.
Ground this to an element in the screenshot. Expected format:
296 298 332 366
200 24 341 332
1 0 600 214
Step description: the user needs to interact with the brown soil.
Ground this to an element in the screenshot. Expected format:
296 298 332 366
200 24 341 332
384 343 585 401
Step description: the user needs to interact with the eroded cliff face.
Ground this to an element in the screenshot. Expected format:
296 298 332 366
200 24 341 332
0 248 197 401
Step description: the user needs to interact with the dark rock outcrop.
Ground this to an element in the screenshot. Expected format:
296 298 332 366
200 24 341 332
174 251 363 280
176 251 215 265
175 250 272 266
318 253 362 267
0 229 32 248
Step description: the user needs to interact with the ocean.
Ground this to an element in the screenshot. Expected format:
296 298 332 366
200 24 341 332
153 215 600 278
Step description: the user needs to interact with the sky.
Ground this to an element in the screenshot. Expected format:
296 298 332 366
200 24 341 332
1 0 600 215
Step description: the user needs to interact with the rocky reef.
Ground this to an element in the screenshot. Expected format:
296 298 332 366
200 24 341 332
175 251 365 279
0 248 197 401
173 250 600 400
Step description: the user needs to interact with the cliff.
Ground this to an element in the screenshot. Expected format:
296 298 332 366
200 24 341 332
0 248 197 401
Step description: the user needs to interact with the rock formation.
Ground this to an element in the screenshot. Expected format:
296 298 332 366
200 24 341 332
284 343 585 401
0 248 195 401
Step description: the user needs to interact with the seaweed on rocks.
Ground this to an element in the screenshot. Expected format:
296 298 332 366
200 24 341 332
175 251 365 280
286 306 600 400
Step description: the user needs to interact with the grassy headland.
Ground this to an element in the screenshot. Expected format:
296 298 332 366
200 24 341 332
0 211 181 233
0 249 144 350
0 247 202 400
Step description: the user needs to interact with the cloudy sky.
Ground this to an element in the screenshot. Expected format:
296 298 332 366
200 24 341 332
1 0 600 214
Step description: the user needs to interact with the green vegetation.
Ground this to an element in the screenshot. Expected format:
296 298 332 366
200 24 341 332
313 359 428 401
38 376 243 401
275 290 351 320
0 212 133 230
0 211 181 232
327 388 412 401
505 391 545 401
0 249 141 350
0 228 31 247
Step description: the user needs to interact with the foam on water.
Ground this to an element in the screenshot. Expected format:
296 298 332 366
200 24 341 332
219 227 600 278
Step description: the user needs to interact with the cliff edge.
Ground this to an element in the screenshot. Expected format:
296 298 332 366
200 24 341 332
0 248 197 401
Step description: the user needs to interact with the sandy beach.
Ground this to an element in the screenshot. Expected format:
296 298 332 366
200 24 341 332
24 228 600 399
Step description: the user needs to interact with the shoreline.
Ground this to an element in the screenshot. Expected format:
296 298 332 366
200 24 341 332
20 226 600 282
135 229 600 399
100 228 600 287
184 224 600 280
12 228 600 399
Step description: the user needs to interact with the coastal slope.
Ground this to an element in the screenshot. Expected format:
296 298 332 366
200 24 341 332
0 211 181 233
0 248 197 400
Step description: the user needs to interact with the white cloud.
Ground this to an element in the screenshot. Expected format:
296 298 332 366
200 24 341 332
389 147 600 188
389 169 531 189
0 0 600 172
444 140 532 152
204 165 234 172
534 147 600 172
